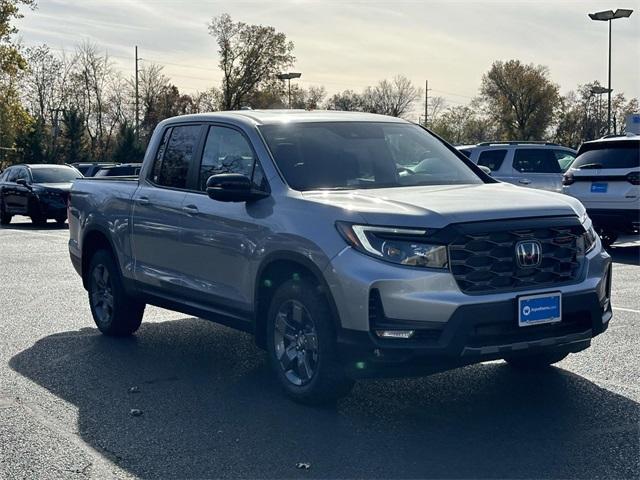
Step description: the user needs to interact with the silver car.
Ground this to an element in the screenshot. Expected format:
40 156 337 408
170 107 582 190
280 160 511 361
458 142 577 192
69 111 612 404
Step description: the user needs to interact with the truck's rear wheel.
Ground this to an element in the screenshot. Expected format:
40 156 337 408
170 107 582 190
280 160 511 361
88 249 145 336
267 278 354 404
505 351 568 369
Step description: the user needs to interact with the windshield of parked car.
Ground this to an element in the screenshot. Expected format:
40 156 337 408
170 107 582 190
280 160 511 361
259 122 482 191
31 167 82 183
574 141 640 169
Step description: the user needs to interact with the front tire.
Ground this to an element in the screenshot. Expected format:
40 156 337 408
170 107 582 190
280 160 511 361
598 228 618 249
88 249 145 336
0 200 11 225
505 351 568 370
267 279 354 404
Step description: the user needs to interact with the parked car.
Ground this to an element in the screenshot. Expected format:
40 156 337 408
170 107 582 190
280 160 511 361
94 163 142 177
0 164 83 225
456 142 577 192
70 162 118 177
69 111 611 404
562 135 640 247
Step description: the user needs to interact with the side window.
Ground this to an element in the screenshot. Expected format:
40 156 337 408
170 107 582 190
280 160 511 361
513 149 561 174
0 168 11 182
477 149 507 171
153 125 201 189
15 168 28 182
198 126 264 191
554 150 576 172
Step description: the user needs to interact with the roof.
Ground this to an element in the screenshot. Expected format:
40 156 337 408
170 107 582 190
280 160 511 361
158 110 409 128
12 164 76 169
581 134 639 145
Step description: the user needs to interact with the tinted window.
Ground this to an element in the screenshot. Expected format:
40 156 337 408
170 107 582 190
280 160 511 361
574 141 639 169
513 149 561 173
75 165 91 175
458 149 472 158
260 122 481 191
31 167 81 183
3 168 16 182
199 126 262 190
477 149 507 171
152 125 201 189
95 165 141 177
15 168 29 181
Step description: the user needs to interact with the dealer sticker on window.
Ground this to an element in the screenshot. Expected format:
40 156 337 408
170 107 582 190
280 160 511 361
518 292 562 327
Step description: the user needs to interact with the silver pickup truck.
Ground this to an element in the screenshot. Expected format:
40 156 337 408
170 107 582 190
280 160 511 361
69 110 613 404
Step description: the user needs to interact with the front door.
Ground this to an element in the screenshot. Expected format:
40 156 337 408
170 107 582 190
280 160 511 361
180 124 272 315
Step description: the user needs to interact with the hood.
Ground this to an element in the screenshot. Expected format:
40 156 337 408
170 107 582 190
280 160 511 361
33 182 73 192
301 183 584 228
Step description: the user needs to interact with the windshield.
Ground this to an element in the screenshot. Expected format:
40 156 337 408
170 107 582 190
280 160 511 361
31 167 82 183
259 122 482 191
574 141 639 170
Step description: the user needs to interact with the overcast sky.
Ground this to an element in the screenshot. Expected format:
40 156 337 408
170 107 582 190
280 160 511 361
16 0 640 111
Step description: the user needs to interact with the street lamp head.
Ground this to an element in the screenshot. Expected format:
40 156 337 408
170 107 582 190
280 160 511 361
589 9 633 20
277 72 302 80
591 86 613 94
589 10 615 21
613 8 633 18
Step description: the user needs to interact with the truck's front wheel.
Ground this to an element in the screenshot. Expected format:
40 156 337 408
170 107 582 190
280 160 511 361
88 250 145 336
267 278 354 404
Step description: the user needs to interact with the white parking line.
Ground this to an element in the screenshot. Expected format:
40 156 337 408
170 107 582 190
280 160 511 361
613 306 640 314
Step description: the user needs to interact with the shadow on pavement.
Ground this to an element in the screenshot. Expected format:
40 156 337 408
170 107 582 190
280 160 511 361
10 319 639 479
609 244 640 266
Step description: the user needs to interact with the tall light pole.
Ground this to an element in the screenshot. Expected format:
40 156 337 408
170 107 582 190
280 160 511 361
588 8 633 134
135 46 140 141
276 72 302 108
591 85 612 137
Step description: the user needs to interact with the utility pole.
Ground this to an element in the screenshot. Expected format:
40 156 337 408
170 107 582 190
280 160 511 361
424 80 429 128
135 46 140 141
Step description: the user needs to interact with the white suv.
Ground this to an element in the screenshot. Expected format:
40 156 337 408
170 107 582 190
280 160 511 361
458 142 577 192
562 135 640 247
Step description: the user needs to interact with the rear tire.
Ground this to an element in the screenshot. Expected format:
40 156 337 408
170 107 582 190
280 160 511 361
267 278 354 404
598 229 618 249
88 249 145 336
505 351 569 370
31 214 47 226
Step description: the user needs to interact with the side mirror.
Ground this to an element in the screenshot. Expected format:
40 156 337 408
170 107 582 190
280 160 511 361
16 179 30 187
478 165 492 176
206 174 269 203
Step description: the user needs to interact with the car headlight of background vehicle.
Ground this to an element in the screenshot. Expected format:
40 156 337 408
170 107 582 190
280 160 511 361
336 222 448 269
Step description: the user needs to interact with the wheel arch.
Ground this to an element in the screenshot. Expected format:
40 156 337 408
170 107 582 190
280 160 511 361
81 226 118 290
253 252 341 349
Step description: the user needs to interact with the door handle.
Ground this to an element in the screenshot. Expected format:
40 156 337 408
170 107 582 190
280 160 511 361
182 205 199 215
518 179 531 185
137 196 150 205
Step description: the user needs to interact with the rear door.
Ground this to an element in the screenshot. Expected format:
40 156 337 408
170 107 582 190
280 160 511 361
512 148 563 192
131 124 205 291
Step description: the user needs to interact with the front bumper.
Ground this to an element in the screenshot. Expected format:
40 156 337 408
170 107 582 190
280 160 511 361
324 242 612 378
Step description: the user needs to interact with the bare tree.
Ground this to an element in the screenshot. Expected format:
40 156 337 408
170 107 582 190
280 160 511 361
208 13 295 110
361 76 421 118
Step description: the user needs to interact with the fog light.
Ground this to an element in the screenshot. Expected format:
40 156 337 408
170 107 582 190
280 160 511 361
376 330 415 339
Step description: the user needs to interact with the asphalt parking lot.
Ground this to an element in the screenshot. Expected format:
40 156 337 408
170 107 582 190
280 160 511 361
0 216 638 479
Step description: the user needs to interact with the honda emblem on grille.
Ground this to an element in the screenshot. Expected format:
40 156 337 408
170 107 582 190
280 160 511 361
515 240 542 268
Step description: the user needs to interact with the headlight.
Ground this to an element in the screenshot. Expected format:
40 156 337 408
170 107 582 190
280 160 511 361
335 222 448 269
580 215 598 254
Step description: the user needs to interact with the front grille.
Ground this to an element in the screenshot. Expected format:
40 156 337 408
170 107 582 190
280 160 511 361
449 221 584 294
